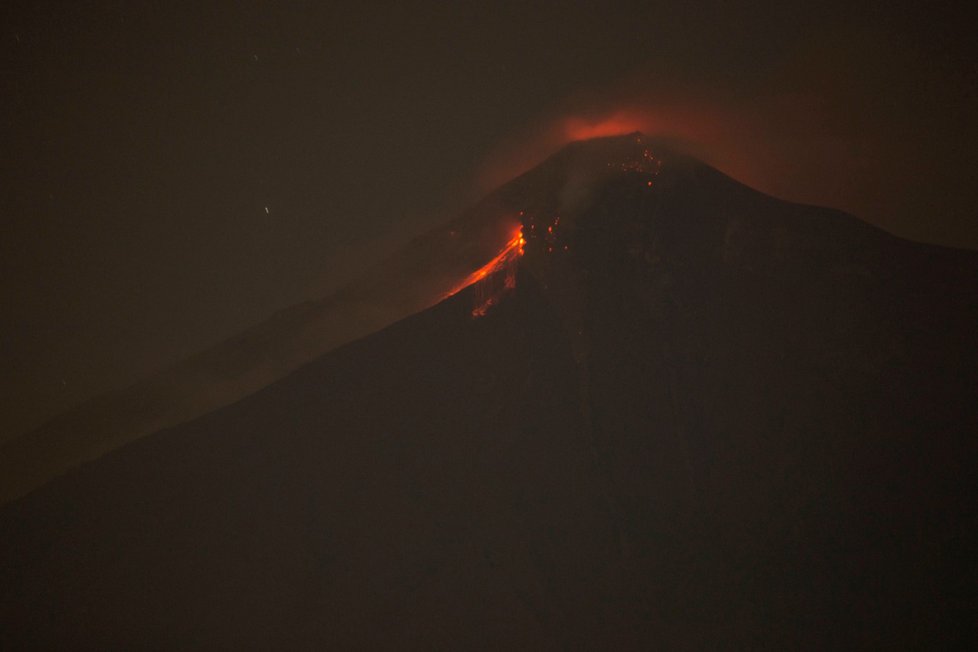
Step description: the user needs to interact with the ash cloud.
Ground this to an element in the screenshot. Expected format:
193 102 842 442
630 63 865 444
477 26 978 250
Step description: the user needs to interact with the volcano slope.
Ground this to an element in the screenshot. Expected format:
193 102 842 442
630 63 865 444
2 136 976 649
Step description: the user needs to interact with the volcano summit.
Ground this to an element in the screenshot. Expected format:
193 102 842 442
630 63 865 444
1 134 976 649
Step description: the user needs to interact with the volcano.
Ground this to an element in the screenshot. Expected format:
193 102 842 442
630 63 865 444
2 134 976 648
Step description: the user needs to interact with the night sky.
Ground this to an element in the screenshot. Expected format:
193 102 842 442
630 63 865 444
2 1 976 439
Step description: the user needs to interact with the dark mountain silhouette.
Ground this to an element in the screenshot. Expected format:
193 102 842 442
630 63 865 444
0 157 520 505
2 134 976 648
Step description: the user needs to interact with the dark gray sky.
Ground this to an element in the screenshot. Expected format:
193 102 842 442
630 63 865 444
2 0 976 438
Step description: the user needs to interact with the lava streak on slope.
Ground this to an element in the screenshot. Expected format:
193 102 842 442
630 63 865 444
445 223 525 317
448 138 663 318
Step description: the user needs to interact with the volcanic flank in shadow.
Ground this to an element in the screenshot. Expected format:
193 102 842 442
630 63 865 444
1 134 977 648
0 134 678 505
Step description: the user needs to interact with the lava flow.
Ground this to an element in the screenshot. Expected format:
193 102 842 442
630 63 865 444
446 224 525 318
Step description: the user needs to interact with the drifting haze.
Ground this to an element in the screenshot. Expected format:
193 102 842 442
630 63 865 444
481 28 978 248
2 2 975 440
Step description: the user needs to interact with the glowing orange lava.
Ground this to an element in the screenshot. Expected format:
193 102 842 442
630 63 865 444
446 224 525 317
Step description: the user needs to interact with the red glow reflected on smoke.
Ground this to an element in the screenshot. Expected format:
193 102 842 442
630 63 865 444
476 104 718 194
475 89 896 229
562 112 648 141
475 97 782 205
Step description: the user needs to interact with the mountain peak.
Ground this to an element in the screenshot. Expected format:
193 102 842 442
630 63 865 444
3 130 977 648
